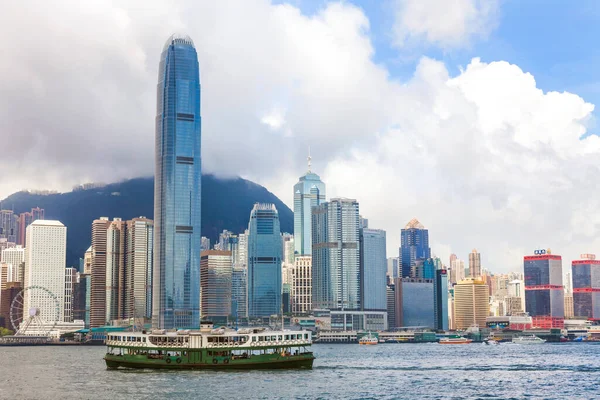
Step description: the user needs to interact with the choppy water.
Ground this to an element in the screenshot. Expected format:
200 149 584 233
1 343 599 399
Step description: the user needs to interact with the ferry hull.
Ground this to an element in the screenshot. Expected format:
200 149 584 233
104 354 314 370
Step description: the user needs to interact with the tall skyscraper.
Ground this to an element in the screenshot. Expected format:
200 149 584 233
1 245 25 283
453 278 489 330
312 198 360 311
292 255 312 314
434 269 449 330
24 220 67 324
200 250 232 318
153 34 202 329
524 251 565 328
247 204 282 317
90 217 111 327
293 157 325 256
395 277 435 328
231 266 247 319
18 207 45 246
571 254 600 320
360 228 387 311
468 249 481 278
0 210 19 244
106 218 126 322
282 233 295 265
64 267 77 323
399 218 431 278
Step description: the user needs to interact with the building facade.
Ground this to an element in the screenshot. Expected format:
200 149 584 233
1 245 25 283
312 198 360 311
453 278 489 330
0 210 19 244
90 217 111 327
395 278 434 328
360 228 387 311
399 218 431 278
571 256 600 320
292 256 312 314
200 251 232 318
24 220 67 325
524 253 565 328
434 269 449 330
468 249 481 278
293 165 326 256
231 266 247 319
247 204 282 317
18 207 45 246
153 34 202 329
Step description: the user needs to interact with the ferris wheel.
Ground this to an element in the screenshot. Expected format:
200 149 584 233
10 286 60 337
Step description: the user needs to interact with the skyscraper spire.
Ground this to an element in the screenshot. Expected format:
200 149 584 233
307 146 312 173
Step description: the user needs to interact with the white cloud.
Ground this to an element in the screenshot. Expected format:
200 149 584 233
1 0 599 273
392 0 500 49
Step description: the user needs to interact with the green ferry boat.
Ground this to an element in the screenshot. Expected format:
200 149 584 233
104 322 314 370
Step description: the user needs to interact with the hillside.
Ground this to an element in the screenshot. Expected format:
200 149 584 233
1 175 293 266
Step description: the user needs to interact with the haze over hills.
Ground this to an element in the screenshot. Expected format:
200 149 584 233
0 175 293 266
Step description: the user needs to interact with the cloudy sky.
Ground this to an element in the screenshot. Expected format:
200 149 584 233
2 0 600 274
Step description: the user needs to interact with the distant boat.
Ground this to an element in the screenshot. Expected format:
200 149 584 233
359 333 378 345
483 338 499 345
439 337 473 345
512 335 546 344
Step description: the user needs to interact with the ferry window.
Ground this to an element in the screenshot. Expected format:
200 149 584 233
285 335 290 340
291 335 296 340
278 335 282 341
304 334 308 339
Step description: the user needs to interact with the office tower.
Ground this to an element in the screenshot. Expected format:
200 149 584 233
293 157 326 256
360 228 387 311
386 284 396 328
282 263 294 286
312 198 360 311
399 218 431 278
453 278 489 330
90 217 111 327
247 204 282 317
200 250 232 318
0 210 19 243
282 284 292 313
468 249 481 278
83 246 92 274
359 216 369 229
237 231 248 268
153 34 202 329
415 258 435 280
282 233 295 265
572 255 600 320
64 267 77 322
73 271 90 326
231 266 247 319
215 230 234 251
564 294 574 318
292 256 312 314
434 269 449 330
18 207 45 246
506 279 525 314
387 257 399 280
524 251 565 328
106 219 126 322
24 220 67 324
1 245 25 283
201 237 211 252
127 217 154 320
394 278 435 328
450 258 465 285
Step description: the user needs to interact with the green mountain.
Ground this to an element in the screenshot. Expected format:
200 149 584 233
1 175 293 266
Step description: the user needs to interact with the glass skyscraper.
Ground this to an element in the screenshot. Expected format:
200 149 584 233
524 253 564 328
312 198 360 310
293 163 326 256
399 218 431 278
247 204 282 317
359 228 387 311
152 34 202 329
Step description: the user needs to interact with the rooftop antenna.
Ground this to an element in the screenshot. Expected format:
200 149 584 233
307 147 312 173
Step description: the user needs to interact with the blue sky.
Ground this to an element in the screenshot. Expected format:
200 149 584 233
279 0 600 130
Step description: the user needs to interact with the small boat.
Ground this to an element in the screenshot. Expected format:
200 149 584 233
359 332 378 345
512 335 546 344
439 337 473 345
483 338 499 345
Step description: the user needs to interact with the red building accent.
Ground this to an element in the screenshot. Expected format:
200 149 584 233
524 255 562 261
532 316 564 329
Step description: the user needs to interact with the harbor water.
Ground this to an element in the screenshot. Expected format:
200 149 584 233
1 343 598 399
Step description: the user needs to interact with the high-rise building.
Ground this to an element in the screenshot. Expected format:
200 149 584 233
564 294 574 319
386 257 399 280
399 218 431 278
453 278 489 330
153 34 202 329
106 219 126 322
237 231 248 269
215 230 234 251
386 284 396 328
1 245 25 283
127 217 154 321
24 220 67 324
468 249 481 278
395 278 434 328
0 281 22 329
524 252 565 328
64 267 77 323
201 237 211 252
200 250 232 318
231 266 247 319
450 258 465 285
292 256 312 314
434 269 449 330
571 255 600 320
312 198 360 311
247 204 282 317
0 210 19 244
293 158 326 256
360 228 387 311
282 233 295 265
90 217 110 327
18 207 45 246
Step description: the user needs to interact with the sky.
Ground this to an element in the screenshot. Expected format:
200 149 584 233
1 0 600 274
